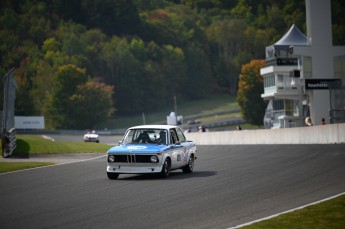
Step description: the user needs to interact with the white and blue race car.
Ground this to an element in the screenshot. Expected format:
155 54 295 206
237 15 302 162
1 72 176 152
106 125 197 179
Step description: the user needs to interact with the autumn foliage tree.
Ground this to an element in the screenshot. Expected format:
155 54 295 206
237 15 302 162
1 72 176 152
47 64 114 129
67 80 114 129
47 64 88 128
237 60 266 126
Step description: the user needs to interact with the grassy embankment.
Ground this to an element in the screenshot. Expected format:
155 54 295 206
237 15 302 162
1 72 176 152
98 95 257 130
14 135 110 155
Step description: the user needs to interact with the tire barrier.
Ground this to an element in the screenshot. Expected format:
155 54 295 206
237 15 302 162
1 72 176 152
1 68 17 158
2 128 16 158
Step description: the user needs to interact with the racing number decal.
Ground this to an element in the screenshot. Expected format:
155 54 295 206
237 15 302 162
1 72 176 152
183 148 188 163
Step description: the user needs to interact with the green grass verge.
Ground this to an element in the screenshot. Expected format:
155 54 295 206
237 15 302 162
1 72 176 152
13 135 110 156
98 94 239 129
197 112 242 123
240 194 345 229
0 162 55 173
101 94 261 131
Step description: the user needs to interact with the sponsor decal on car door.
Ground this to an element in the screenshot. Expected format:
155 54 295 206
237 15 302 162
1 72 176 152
171 145 184 169
170 129 184 169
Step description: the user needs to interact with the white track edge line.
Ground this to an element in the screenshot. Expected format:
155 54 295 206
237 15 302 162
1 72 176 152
0 155 107 175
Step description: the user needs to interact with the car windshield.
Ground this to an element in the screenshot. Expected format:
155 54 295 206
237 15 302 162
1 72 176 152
123 129 168 145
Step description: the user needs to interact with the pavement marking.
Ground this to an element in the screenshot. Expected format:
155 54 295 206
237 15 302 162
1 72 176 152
41 135 55 141
228 191 345 229
0 154 107 175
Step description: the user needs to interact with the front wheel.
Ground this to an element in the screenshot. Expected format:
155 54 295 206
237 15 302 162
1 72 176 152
182 155 194 173
107 172 119 180
160 158 171 178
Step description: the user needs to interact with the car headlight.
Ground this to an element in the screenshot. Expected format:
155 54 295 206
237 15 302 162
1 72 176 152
108 155 115 162
150 155 159 163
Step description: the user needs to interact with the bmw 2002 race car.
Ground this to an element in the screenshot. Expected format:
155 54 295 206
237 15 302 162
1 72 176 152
106 125 197 179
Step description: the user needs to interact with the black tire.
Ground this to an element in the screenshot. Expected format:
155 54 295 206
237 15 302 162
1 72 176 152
182 155 194 173
160 158 171 178
107 172 119 180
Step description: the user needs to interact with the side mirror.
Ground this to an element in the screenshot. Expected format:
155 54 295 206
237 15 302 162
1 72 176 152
118 140 122 145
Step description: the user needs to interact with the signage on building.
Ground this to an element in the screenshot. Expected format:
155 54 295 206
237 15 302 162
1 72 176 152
15 116 45 129
305 79 341 90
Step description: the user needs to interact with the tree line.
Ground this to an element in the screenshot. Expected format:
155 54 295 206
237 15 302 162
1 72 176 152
0 0 344 129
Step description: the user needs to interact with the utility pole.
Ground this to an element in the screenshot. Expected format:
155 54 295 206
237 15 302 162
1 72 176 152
142 112 146 125
173 96 177 115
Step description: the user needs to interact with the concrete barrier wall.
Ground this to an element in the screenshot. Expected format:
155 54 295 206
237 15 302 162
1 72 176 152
185 123 345 145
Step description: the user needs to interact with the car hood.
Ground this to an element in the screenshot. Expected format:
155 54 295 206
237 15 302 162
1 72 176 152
107 144 171 154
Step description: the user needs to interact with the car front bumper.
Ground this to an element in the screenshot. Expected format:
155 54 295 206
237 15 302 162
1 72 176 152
107 163 163 174
84 138 99 142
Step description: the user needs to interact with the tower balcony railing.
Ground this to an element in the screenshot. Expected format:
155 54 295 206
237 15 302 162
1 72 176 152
264 84 299 96
265 57 299 67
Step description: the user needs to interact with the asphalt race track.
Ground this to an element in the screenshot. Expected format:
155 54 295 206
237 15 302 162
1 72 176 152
1 144 345 229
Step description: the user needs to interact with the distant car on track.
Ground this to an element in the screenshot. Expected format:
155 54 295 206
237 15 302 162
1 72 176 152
83 130 100 143
187 119 201 125
106 125 197 179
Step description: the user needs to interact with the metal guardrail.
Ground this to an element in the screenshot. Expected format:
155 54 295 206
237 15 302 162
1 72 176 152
2 128 16 158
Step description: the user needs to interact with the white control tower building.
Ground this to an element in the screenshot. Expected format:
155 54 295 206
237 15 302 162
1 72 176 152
261 0 345 128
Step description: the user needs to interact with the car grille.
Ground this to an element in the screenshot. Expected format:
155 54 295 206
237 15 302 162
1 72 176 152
113 154 153 163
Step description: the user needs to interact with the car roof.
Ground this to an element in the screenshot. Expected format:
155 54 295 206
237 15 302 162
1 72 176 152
129 125 178 130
